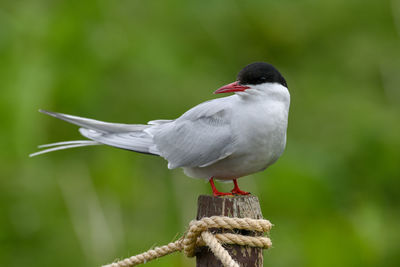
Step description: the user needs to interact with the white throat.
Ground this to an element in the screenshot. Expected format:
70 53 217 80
236 82 290 105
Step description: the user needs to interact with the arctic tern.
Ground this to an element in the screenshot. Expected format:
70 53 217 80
31 62 290 196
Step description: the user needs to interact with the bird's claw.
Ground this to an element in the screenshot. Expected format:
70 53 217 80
231 188 250 195
213 191 234 197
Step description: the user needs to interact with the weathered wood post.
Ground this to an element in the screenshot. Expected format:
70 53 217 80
196 195 264 267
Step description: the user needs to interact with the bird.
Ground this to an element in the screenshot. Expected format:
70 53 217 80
30 62 290 196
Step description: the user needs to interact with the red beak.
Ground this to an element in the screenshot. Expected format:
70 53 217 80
214 81 250 94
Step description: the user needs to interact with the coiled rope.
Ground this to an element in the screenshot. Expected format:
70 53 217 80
103 216 272 267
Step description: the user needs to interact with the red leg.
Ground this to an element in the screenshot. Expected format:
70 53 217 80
231 179 250 195
209 177 233 197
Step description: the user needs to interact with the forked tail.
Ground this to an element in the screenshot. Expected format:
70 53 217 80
29 140 100 157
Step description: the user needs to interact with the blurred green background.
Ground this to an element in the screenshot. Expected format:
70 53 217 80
1 0 400 266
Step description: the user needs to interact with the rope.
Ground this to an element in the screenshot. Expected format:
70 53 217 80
103 216 272 267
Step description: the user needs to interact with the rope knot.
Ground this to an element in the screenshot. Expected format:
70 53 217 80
103 216 272 267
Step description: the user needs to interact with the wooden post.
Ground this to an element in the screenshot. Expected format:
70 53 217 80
196 195 264 267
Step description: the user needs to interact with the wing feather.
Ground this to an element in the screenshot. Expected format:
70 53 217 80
79 128 158 155
149 97 237 169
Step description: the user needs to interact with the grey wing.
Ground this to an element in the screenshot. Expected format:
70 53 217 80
78 118 174 155
148 98 236 169
79 128 158 155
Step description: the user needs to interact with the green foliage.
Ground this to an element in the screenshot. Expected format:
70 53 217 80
1 0 399 266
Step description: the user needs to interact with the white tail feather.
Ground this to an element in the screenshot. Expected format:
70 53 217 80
30 142 100 157
38 140 98 148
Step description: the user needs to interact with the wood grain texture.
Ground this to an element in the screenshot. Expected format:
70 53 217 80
196 195 263 267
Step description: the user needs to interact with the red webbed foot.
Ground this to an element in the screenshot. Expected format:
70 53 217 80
209 177 233 197
231 179 250 195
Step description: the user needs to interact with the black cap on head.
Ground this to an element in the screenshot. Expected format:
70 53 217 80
237 62 287 88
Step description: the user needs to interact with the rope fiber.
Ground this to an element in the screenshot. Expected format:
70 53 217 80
103 216 272 267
